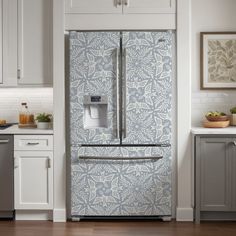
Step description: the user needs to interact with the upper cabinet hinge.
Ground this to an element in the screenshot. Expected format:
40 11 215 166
17 69 21 79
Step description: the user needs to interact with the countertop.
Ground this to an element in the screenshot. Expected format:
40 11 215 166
0 125 53 135
191 126 236 135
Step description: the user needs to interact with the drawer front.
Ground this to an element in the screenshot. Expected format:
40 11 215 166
14 135 53 151
71 146 172 217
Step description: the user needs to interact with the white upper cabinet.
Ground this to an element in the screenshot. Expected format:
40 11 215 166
0 0 17 87
65 0 122 14
65 0 176 30
65 0 175 14
17 0 52 86
123 0 175 14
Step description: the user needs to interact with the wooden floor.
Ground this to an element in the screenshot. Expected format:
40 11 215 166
1 220 236 236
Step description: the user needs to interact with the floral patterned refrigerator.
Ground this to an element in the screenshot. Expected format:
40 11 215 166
69 31 174 220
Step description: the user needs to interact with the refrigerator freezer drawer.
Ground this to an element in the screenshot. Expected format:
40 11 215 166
71 146 172 217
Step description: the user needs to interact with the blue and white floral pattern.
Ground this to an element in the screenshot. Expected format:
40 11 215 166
71 146 172 217
69 32 120 145
122 32 173 144
69 31 173 145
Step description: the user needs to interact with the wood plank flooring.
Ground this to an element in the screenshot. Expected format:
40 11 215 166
1 221 236 236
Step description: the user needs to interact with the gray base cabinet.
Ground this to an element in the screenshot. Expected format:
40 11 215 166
195 136 236 223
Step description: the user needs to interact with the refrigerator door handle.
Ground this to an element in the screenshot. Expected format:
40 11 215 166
78 155 163 161
116 48 120 139
123 48 127 138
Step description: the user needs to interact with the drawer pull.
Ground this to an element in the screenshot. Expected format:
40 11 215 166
27 142 40 145
232 141 236 146
79 156 163 161
0 139 9 144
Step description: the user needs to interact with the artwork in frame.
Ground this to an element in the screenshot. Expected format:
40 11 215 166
200 32 236 89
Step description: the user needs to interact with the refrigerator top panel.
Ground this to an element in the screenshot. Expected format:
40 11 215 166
69 31 121 145
121 31 174 145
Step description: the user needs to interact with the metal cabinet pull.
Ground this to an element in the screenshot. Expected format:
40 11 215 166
47 158 51 168
232 141 236 146
0 139 9 144
123 0 128 6
79 155 163 161
123 48 127 138
116 48 120 139
27 142 39 145
14 157 18 168
115 0 122 6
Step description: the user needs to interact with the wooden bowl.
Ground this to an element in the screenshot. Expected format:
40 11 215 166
205 115 229 122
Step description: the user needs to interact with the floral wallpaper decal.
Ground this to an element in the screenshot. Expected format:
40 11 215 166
69 31 173 145
71 146 172 217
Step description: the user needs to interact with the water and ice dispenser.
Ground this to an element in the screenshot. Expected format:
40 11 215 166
83 95 108 129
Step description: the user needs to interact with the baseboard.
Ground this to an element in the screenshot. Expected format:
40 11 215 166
15 210 52 221
53 208 67 222
176 207 193 221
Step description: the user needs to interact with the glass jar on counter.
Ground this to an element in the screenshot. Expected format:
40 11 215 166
19 103 34 125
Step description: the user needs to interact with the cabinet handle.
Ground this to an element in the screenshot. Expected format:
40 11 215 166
115 0 122 6
47 158 51 168
17 69 21 79
27 142 39 145
14 157 18 168
123 0 128 6
232 141 236 146
0 139 9 144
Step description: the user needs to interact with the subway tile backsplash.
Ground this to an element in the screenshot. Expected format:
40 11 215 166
192 91 236 126
0 88 53 123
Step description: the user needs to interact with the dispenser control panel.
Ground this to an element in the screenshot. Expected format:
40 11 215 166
84 95 108 105
91 96 101 102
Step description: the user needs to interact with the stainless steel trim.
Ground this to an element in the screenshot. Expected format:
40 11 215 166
79 156 163 161
116 48 120 139
0 139 9 144
27 142 40 145
123 48 127 138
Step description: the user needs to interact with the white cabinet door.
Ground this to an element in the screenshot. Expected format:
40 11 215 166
65 0 122 14
0 0 18 87
14 151 53 210
17 0 52 86
123 0 175 14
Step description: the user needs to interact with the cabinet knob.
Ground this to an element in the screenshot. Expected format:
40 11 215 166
232 141 236 146
123 0 128 6
115 0 122 6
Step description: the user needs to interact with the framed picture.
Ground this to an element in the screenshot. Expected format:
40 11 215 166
200 32 236 89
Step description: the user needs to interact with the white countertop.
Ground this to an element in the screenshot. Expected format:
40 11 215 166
0 125 53 135
191 126 236 135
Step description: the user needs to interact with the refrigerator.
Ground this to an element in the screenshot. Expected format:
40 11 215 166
69 31 174 220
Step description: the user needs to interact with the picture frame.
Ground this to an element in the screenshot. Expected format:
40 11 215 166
200 32 236 89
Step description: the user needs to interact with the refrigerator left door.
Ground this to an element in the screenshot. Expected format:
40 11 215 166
69 32 121 145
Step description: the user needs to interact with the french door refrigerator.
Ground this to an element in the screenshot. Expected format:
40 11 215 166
69 31 174 220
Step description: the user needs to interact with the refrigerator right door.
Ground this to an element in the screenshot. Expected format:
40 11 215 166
122 31 174 145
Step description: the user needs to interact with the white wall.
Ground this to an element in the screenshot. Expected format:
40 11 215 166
0 88 53 122
191 0 236 126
